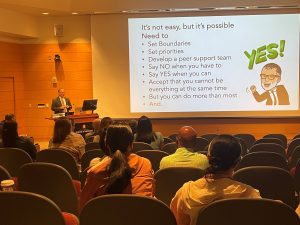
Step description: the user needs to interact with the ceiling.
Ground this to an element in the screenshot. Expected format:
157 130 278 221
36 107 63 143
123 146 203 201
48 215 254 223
0 0 299 15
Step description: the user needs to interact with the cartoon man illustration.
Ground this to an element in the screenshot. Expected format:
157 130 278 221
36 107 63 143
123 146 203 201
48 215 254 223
250 63 289 105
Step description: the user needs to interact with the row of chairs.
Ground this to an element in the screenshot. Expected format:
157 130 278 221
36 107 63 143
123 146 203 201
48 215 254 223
2 156 299 212
2 192 299 225
1 146 300 208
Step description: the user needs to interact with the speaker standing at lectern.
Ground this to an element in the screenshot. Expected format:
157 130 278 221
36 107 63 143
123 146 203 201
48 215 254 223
51 89 72 114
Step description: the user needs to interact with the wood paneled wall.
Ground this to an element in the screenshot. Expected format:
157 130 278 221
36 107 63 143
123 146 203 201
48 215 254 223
0 42 25 133
22 43 93 140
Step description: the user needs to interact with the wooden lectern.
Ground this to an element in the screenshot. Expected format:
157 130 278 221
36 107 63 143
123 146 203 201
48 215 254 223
67 113 99 132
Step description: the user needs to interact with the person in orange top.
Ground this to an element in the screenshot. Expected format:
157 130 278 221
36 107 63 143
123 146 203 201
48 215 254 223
80 124 154 212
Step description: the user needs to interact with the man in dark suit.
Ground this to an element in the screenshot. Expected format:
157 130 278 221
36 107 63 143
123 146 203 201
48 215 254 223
250 63 289 105
51 89 72 114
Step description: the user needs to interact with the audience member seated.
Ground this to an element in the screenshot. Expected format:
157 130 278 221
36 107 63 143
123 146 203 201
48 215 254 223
134 115 164 149
128 119 138 135
80 124 154 211
94 117 113 149
160 126 209 170
1 120 37 160
170 134 261 225
48 118 85 166
85 118 101 140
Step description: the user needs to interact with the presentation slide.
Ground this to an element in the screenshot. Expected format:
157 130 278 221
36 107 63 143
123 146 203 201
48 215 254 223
128 14 300 113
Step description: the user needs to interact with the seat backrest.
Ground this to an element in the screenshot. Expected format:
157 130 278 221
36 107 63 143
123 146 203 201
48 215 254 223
200 134 218 143
290 146 300 169
254 138 284 148
248 143 286 158
0 191 66 225
235 137 248 157
168 133 178 141
293 134 300 140
263 134 287 148
80 194 177 225
233 166 297 208
163 137 174 145
196 198 300 225
234 134 256 149
81 149 105 172
135 150 169 172
0 148 32 177
161 142 177 155
0 165 11 181
154 167 204 205
235 152 288 171
36 149 79 180
294 159 300 192
193 137 209 152
85 142 101 152
132 142 153 153
287 138 300 158
18 162 79 215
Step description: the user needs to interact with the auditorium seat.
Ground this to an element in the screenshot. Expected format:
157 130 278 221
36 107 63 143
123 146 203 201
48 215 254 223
200 133 218 143
85 142 101 152
154 167 204 205
233 166 298 209
168 133 178 141
36 149 80 180
0 165 11 181
136 150 169 172
248 143 286 158
196 198 300 225
234 134 256 150
0 191 79 225
80 194 177 225
193 137 209 152
294 159 300 192
163 137 174 145
254 138 284 148
0 148 32 177
263 133 287 149
18 162 79 216
235 152 289 171
81 149 105 172
161 142 177 154
132 142 153 153
235 137 248 157
287 138 300 159
289 146 300 169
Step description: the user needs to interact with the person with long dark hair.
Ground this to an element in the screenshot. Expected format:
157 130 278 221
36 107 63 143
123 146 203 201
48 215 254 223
170 135 261 225
48 118 85 165
134 115 163 149
80 124 154 211
2 120 37 160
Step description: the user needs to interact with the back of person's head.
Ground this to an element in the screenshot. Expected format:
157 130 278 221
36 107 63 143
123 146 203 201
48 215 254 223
2 120 18 147
177 126 197 148
52 118 71 144
4 113 16 122
128 119 138 135
136 115 155 143
206 134 241 175
105 124 133 194
99 117 113 133
92 118 101 134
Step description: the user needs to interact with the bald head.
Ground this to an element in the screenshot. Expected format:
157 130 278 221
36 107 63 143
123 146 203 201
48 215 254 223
177 126 197 148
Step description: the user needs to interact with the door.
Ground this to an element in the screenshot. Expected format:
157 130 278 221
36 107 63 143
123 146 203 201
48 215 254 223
0 77 15 120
